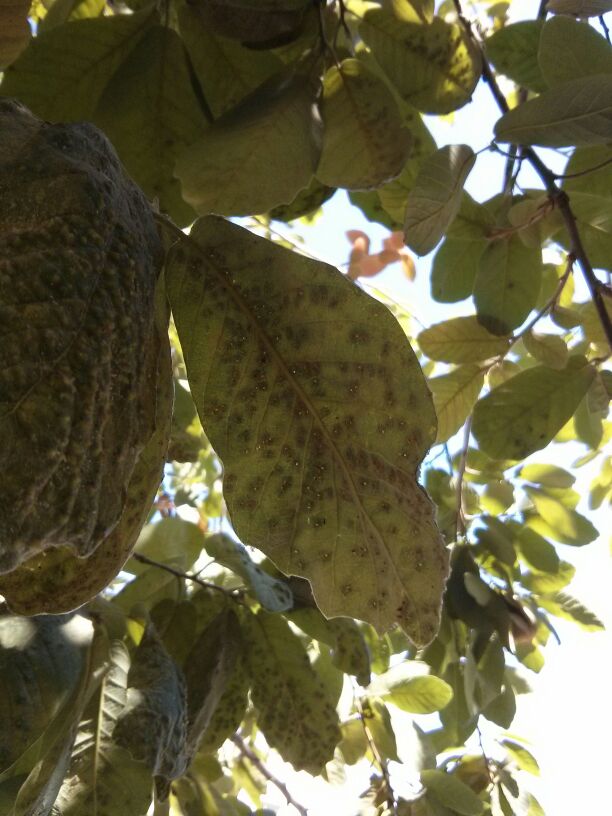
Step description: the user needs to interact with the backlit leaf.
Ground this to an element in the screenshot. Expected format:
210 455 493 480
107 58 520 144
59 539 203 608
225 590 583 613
474 236 542 335
538 16 612 87
520 463 575 488
539 592 604 630
421 769 484 816
546 0 612 14
525 487 599 545
133 518 205 574
359 9 481 114
431 236 488 303
404 145 476 255
418 317 510 363
430 365 485 444
516 528 560 573
373 671 453 714
472 362 595 459
523 329 568 369
166 216 448 644
485 21 546 93
494 75 612 146
175 70 322 216
316 58 412 190
501 739 540 775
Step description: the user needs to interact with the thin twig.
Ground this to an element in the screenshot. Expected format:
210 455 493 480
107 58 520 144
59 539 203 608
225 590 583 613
455 415 473 540
131 552 236 598
476 725 495 787
231 734 309 816
600 14 611 43
553 154 612 180
354 695 396 815
452 0 612 353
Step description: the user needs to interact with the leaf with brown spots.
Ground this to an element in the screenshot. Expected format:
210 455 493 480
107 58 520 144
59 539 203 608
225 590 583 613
166 216 448 645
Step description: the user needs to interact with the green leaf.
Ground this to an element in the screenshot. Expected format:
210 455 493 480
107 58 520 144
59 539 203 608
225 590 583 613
494 74 612 146
501 739 540 775
175 70 322 216
474 236 542 335
55 641 153 815
327 618 371 687
0 11 154 121
431 236 488 303
520 463 575 488
547 0 612 15
359 10 481 114
177 3 282 119
485 21 546 93
243 610 341 773
166 216 448 645
421 769 484 816
269 176 335 222
430 365 485 443
472 362 596 459
113 625 188 799
540 592 604 630
372 669 453 714
204 533 293 612
404 145 476 255
133 518 206 574
516 528 560 573
482 681 516 728
92 25 206 226
522 559 575 593
523 330 568 369
538 16 612 87
316 58 412 189
525 487 599 545
418 316 510 363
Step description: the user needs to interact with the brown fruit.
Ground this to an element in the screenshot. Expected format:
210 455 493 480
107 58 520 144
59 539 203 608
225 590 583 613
0 99 171 580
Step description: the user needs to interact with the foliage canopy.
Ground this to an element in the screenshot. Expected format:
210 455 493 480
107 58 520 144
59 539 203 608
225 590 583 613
0 0 610 814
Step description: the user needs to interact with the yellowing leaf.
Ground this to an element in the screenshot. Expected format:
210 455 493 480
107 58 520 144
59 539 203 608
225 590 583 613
474 236 542 335
316 58 412 190
418 316 510 363
494 75 612 146
430 365 485 443
472 362 596 459
538 16 612 87
175 70 322 216
404 145 476 255
359 10 481 114
166 217 448 644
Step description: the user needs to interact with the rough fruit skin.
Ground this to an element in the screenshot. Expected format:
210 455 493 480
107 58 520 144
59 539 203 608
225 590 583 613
0 99 167 574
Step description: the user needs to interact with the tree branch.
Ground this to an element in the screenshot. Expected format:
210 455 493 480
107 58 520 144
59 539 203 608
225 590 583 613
354 695 396 815
452 0 612 353
231 734 309 816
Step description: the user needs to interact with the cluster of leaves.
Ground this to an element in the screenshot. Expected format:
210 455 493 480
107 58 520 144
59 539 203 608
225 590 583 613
0 0 611 814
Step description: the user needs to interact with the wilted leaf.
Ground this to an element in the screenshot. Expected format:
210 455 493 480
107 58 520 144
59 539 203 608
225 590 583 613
494 75 612 146
175 70 322 216
0 101 171 589
472 362 595 459
166 216 448 644
243 610 341 773
316 58 412 190
418 317 510 363
538 16 612 87
485 21 546 93
204 533 293 612
421 769 484 815
474 236 542 335
430 365 485 443
404 145 476 255
359 9 481 114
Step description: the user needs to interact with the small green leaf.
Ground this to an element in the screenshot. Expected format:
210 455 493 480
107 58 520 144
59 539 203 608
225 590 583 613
373 671 453 714
522 559 575 593
418 316 510 363
431 236 488 303
494 75 612 146
430 365 485 443
501 739 540 775
316 58 412 189
421 769 484 816
523 329 568 369
474 236 542 335
525 487 599 545
486 21 546 93
404 145 476 255
472 362 596 459
538 16 612 87
175 70 322 216
482 682 516 728
516 528 560 573
540 592 605 631
133 518 205 574
520 463 575 488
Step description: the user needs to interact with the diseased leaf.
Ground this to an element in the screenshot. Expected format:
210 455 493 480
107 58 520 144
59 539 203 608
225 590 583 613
243 610 341 773
494 75 612 146
525 487 599 545
204 533 293 612
0 0 31 68
166 216 448 645
359 9 481 114
0 11 154 121
404 145 476 255
430 365 485 444
418 317 510 363
485 21 546 93
421 769 484 816
474 236 542 335
538 16 612 87
316 58 412 190
473 362 596 459
175 70 322 216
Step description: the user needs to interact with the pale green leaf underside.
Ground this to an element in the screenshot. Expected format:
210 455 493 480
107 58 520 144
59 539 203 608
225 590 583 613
404 144 476 255
430 365 485 443
472 363 596 459
494 74 612 146
166 217 448 645
418 316 510 363
538 16 612 87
